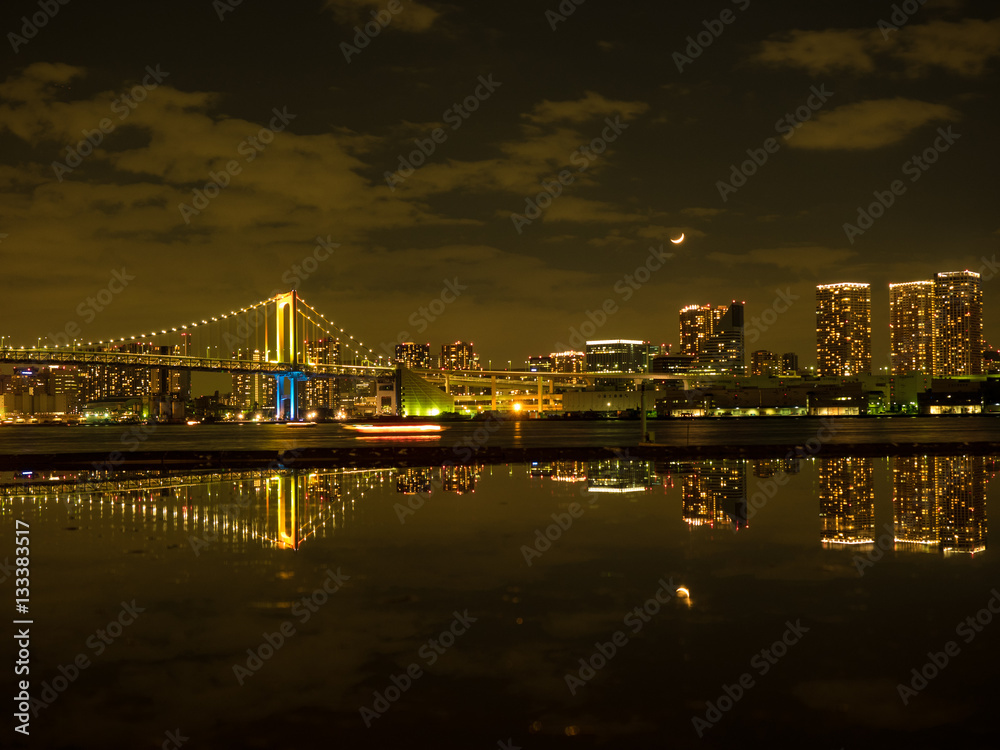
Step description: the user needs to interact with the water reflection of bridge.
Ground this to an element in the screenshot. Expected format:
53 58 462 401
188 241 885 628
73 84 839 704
0 468 393 551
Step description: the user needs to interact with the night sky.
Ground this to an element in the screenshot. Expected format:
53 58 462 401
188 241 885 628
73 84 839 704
2 0 998 370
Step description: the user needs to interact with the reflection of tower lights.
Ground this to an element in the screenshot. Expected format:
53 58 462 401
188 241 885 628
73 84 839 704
819 457 875 546
679 460 746 529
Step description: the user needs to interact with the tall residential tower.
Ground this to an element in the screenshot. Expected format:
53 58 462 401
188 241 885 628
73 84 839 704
889 281 934 375
816 283 871 377
933 271 982 376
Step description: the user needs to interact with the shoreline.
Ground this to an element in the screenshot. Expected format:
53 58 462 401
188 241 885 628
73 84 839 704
3 440 999 471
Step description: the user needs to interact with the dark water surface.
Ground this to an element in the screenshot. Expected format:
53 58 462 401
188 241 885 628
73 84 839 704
3 455 997 748
1 415 999 456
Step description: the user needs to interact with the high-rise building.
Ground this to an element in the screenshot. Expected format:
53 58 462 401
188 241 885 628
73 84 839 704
680 302 745 375
698 302 745 375
933 271 982 376
302 338 341 411
890 281 934 375
396 342 432 369
232 349 275 414
440 342 480 370
816 283 871 377
679 304 722 358
751 350 779 376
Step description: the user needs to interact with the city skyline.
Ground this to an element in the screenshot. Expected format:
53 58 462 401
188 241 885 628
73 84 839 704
2 1 999 367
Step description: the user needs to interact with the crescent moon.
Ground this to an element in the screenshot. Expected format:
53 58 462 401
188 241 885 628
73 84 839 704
670 233 685 244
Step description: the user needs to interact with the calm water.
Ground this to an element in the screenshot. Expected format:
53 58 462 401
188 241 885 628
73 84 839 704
2 455 997 748
1 415 999 455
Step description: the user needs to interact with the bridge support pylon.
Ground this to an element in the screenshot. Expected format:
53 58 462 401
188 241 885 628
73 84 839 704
273 291 308 421
275 372 307 422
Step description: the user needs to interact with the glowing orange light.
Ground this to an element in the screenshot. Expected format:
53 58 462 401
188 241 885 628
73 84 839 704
346 423 444 434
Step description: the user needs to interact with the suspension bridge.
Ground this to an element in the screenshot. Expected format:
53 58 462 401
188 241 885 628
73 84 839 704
0 291 394 420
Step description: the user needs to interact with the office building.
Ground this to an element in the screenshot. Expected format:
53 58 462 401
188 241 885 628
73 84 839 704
816 283 871 377
585 340 650 374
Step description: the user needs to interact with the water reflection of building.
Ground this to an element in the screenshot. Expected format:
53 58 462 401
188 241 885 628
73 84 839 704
529 461 587 482
587 459 655 494
396 468 432 495
751 458 800 479
893 456 938 549
892 456 988 554
936 456 987 554
819 457 875 546
679 460 747 529
442 465 481 494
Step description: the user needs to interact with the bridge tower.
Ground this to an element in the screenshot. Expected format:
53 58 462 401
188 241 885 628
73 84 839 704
273 291 306 421
275 472 301 550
